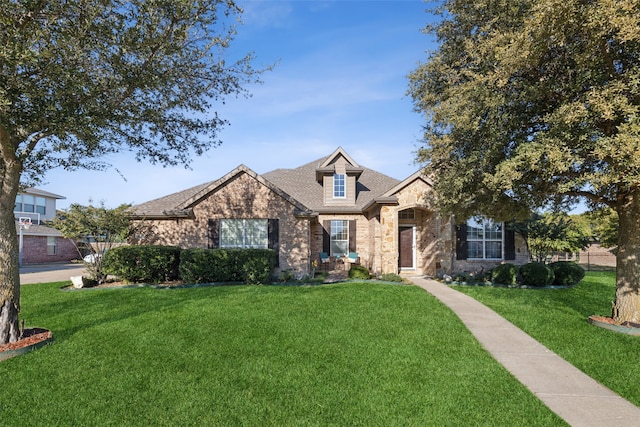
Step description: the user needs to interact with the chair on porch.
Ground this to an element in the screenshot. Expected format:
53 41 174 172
319 252 331 270
346 252 359 266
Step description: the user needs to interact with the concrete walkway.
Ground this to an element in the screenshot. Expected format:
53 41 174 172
410 276 640 427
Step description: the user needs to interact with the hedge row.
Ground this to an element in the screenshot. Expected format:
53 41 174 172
103 245 181 283
490 261 585 287
103 246 276 285
179 248 276 285
453 261 585 287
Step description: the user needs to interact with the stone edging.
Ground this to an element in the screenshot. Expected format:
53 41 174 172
588 316 640 336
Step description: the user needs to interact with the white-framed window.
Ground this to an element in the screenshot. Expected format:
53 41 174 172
47 236 57 255
220 219 268 249
330 220 348 256
333 173 345 198
467 218 503 260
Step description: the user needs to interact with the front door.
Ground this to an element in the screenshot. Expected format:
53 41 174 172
399 226 414 269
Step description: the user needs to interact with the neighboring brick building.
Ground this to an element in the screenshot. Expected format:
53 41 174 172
15 188 78 265
130 148 528 277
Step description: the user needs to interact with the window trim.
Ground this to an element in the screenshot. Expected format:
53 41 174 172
47 236 57 256
466 218 504 260
219 219 268 249
333 173 345 199
329 219 349 257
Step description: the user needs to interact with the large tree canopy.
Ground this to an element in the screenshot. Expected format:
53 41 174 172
0 0 263 343
409 0 640 322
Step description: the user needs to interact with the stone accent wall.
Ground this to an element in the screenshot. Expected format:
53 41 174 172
379 205 398 274
379 178 442 276
22 236 78 264
143 172 311 275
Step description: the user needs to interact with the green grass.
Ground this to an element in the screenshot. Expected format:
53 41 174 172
0 282 564 426
457 271 640 407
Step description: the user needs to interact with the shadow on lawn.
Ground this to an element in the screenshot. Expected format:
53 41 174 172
32 285 242 344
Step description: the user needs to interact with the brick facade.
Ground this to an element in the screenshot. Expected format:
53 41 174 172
131 148 530 280
141 171 311 275
21 235 78 265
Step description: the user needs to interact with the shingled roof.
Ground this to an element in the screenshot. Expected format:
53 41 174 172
131 149 403 218
129 180 212 218
262 153 401 213
130 164 312 218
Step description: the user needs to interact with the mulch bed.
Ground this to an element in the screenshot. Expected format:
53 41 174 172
589 315 640 329
0 328 52 353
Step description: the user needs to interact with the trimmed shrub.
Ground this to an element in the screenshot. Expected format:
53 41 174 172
453 272 473 283
242 256 274 285
490 263 518 285
278 270 295 282
348 265 370 280
519 262 555 287
179 248 275 284
381 273 403 283
103 245 181 283
550 261 585 287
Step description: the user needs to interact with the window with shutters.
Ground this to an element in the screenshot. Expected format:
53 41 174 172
467 218 503 260
220 219 268 248
330 220 349 257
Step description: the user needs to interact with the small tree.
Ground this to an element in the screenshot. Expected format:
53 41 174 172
584 208 619 249
51 202 151 283
515 213 591 263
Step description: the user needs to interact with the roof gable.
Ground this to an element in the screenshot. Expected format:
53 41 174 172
178 165 309 213
318 146 359 169
131 165 310 218
264 150 400 213
382 170 433 198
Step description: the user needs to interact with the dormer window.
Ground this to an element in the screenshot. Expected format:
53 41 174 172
333 173 345 198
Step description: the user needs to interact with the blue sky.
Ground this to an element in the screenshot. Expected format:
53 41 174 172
43 1 436 209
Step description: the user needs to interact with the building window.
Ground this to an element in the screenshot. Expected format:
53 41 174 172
22 195 34 213
333 173 345 198
467 218 503 259
36 197 46 215
14 195 46 216
220 219 268 248
47 236 57 255
399 209 415 220
330 220 349 256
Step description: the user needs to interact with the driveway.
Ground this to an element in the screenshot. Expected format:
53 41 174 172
19 263 86 285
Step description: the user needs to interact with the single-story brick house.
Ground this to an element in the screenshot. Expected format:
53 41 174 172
130 148 528 277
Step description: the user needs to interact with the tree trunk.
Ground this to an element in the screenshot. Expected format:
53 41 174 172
613 187 640 324
0 190 21 344
0 126 22 344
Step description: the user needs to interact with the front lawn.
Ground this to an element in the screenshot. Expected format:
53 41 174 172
0 282 564 426
457 271 640 407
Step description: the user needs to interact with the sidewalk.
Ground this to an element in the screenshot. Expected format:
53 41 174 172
410 276 640 427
